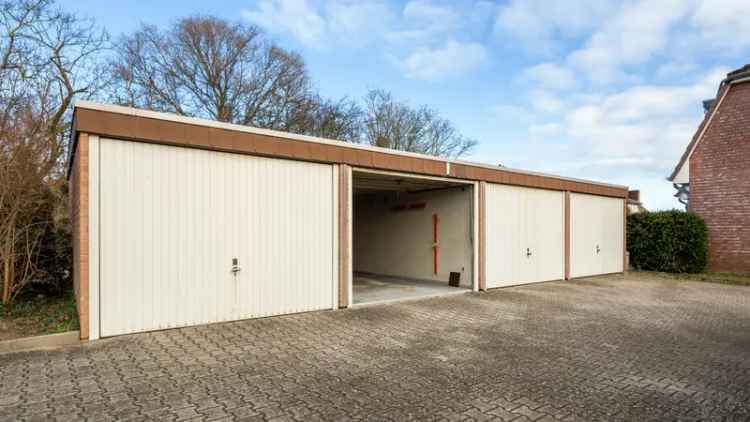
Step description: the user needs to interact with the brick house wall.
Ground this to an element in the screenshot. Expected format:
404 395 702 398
689 82 750 273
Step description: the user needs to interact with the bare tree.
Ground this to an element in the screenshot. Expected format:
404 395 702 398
110 17 310 128
109 16 366 140
0 107 46 304
0 0 108 304
109 16 475 156
1 0 108 175
363 90 477 158
297 95 362 142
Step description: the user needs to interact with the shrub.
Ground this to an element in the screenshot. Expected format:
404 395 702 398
628 210 708 273
32 180 73 296
0 178 73 303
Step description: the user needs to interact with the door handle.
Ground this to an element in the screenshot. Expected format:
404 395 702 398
596 245 601 254
231 257 242 274
526 248 532 258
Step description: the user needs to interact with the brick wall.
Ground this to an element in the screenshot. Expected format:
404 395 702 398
70 133 89 340
689 82 750 273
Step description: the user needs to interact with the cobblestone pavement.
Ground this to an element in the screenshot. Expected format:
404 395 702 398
2 274 750 422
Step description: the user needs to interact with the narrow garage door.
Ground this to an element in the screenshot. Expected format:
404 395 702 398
570 193 624 278
99 138 335 337
485 184 565 288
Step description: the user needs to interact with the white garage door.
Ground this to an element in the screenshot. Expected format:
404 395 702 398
485 184 565 288
98 138 335 337
570 193 624 278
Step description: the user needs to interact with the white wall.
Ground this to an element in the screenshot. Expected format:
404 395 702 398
353 186 473 287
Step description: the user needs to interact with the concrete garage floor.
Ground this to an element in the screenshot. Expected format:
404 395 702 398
353 273 468 305
2 273 750 421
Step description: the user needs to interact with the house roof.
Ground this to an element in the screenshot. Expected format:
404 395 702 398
68 101 629 198
727 63 750 80
668 63 750 181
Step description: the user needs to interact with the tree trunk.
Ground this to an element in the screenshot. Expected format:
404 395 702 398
2 225 16 305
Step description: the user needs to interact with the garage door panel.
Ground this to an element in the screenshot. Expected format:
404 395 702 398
99 138 334 337
570 193 624 278
530 189 565 283
100 140 234 336
485 185 522 285
601 197 625 274
233 157 334 319
486 184 564 288
570 194 593 278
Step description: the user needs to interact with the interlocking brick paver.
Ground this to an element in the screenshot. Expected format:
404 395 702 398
2 274 750 421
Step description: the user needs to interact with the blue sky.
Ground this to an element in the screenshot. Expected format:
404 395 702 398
67 0 750 210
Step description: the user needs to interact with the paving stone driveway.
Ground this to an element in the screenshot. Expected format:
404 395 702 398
2 274 750 422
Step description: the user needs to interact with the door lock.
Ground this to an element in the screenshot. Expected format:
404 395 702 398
231 257 242 274
596 245 601 254
526 248 532 258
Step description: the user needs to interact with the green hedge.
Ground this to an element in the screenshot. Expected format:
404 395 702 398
627 211 708 273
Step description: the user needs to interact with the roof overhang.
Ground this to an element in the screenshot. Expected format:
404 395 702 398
668 73 750 182
68 101 629 198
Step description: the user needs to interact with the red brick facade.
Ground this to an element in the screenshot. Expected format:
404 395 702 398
689 81 750 273
70 133 89 340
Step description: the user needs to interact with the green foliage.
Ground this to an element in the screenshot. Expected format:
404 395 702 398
628 211 708 273
32 181 73 295
0 290 79 336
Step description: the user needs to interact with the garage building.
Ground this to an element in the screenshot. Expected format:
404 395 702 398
69 102 628 340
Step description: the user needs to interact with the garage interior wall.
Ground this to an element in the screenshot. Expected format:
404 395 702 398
353 187 473 287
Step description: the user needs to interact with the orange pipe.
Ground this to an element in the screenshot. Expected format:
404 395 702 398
432 214 439 275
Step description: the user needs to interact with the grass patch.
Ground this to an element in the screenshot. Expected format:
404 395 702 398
0 290 79 341
632 270 750 286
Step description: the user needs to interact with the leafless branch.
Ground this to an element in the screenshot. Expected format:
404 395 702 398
0 0 108 304
363 89 477 158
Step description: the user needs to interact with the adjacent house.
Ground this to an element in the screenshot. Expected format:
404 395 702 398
668 63 750 273
627 190 647 215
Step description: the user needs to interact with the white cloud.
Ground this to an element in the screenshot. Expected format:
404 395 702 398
521 62 578 91
242 0 393 48
566 0 691 84
490 105 536 125
394 39 487 81
326 1 393 38
529 90 565 113
498 0 749 86
242 0 326 47
492 2 748 208
497 0 746 213
242 0 493 81
495 0 616 50
559 68 727 178
654 62 698 80
386 1 466 43
502 68 730 210
690 0 750 51
528 123 562 137
467 1 497 33
403 0 460 31
497 0 707 95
